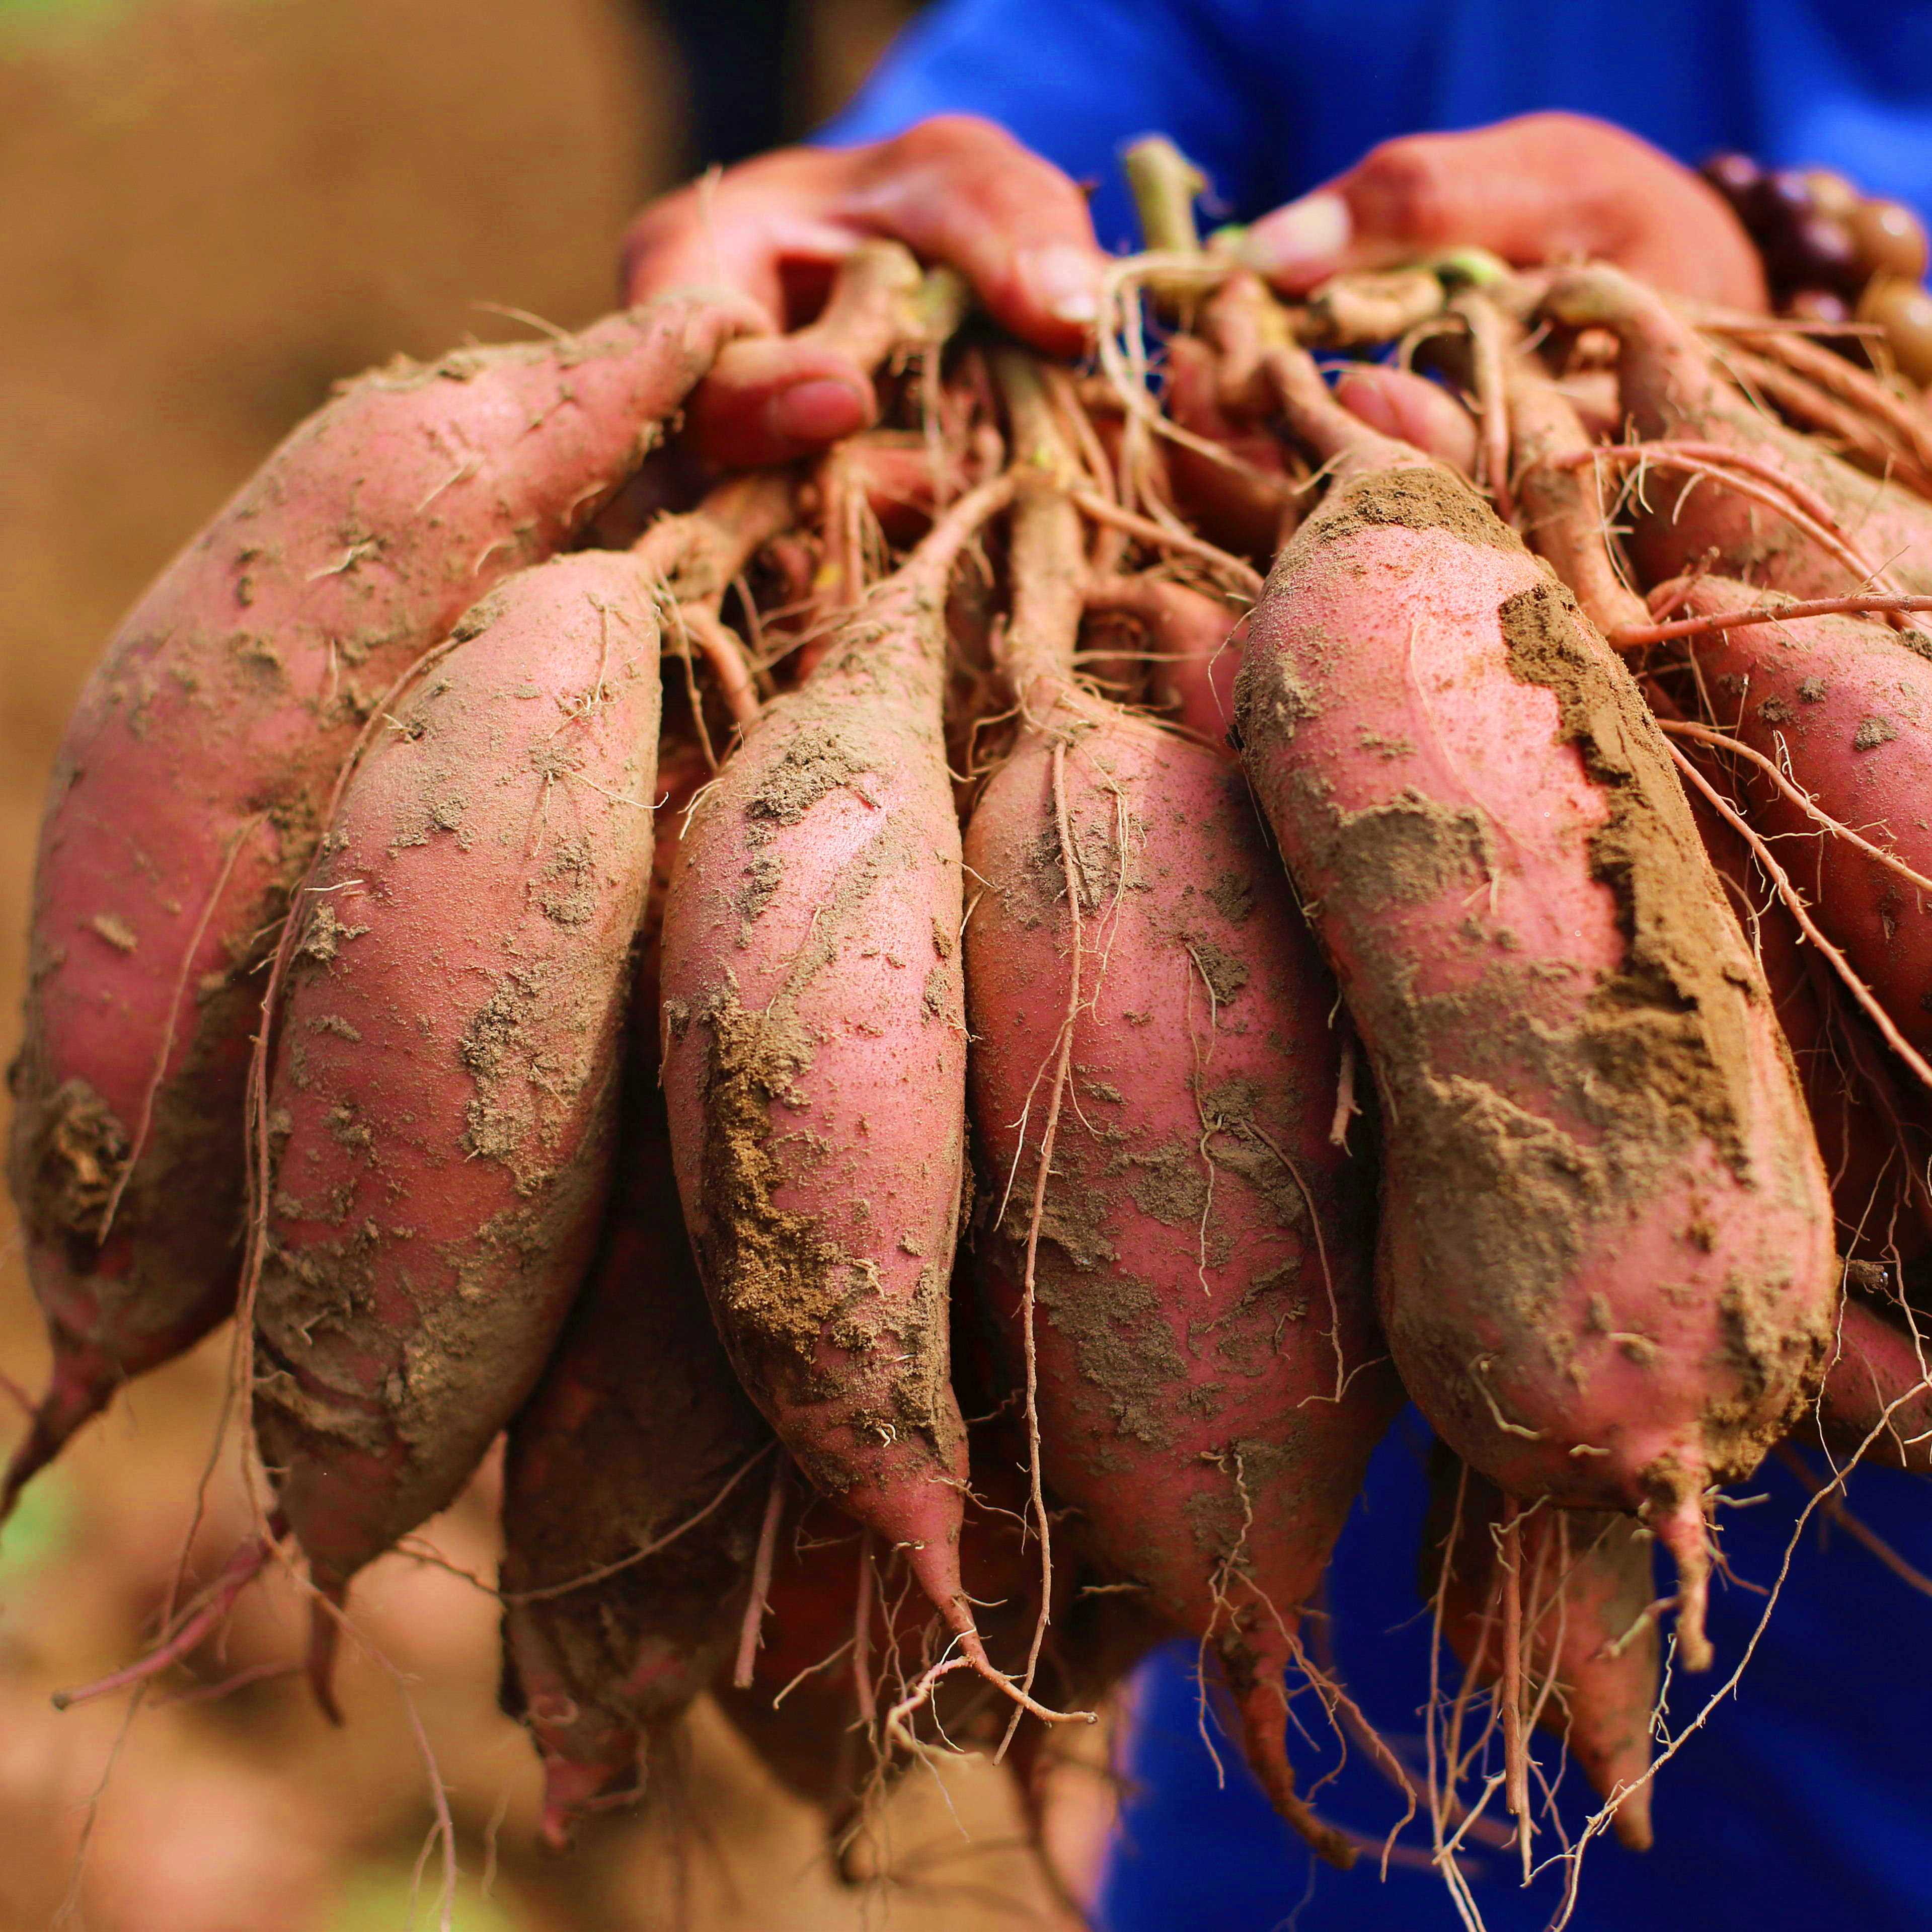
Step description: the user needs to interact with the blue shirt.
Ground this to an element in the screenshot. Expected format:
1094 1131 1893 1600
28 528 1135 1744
825 1 1932 245
826 7 1932 1925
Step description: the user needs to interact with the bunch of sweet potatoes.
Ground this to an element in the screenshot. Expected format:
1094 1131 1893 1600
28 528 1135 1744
13 146 1932 1901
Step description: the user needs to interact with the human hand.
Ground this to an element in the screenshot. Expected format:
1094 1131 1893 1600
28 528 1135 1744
622 115 1106 465
1242 112 1767 310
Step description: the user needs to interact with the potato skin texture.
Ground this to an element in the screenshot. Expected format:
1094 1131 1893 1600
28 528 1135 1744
657 527 981 1650
255 545 666 1630
6 292 757 1506
967 700 1399 1852
1238 452 1835 1661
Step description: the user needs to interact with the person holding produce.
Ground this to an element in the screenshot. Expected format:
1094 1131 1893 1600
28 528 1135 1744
612 6 1932 1928
18 2 1932 1928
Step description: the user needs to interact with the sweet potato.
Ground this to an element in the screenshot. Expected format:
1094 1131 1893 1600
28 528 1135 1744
1423 1449 1659 1850
657 473 1017 1686
1541 266 1932 597
1644 574 1932 1062
1816 1273 1932 1473
5 290 759 1511
499 737 768 1848
1682 781 1932 1268
965 350 1398 1865
499 1079 769 1847
1512 353 1932 1266
1238 341 1837 1670
254 536 672 1710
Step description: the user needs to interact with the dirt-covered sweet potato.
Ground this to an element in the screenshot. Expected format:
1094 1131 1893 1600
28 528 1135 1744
1815 1269 1932 1475
966 350 1399 1865
1238 339 1838 1670
254 538 670 1709
657 473 1021 1691
1648 574 1932 1063
6 291 759 1512
499 737 770 1847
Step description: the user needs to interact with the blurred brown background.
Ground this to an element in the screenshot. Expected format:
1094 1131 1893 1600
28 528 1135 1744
0 3 1103 1924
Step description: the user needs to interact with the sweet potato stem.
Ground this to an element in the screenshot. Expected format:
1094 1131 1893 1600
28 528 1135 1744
733 1461 789 1691
1608 591 1932 646
676 603 760 728
1701 310 1932 481
1453 290 1516 521
1542 443 1910 611
52 1519 286 1711
1722 344 1932 500
636 472 792 738
1069 488 1263 596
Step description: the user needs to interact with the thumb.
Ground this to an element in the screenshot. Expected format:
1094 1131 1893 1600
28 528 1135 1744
1241 113 1763 306
1244 120 1576 290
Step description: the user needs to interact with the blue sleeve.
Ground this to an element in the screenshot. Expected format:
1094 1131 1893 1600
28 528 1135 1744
817 0 1284 251
815 0 1932 239
1101 1420 1932 1931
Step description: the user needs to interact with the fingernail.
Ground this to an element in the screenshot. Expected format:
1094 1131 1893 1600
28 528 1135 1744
1019 244 1102 326
766 377 870 447
1244 192 1352 286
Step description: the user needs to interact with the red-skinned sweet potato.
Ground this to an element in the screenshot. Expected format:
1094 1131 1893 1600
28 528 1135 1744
965 350 1399 1865
6 291 760 1512
499 738 769 1847
1541 266 1932 597
1422 1450 1659 1851
657 473 1018 1688
499 1071 769 1847
1646 574 1932 1063
1512 354 1932 1270
255 536 672 1710
1238 340 1837 1670
1681 781 1932 1268
1816 1275 1932 1473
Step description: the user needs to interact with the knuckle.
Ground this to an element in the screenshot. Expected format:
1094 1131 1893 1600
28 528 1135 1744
619 190 697 287
1350 137 1456 239
622 188 690 255
885 112 1018 169
1513 109 1606 144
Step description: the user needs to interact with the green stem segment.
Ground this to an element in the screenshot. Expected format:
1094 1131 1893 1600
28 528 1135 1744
1123 134 1208 255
